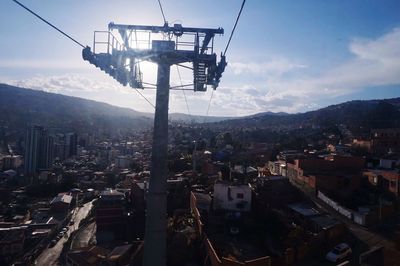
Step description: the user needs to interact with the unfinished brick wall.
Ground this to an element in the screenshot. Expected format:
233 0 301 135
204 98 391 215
205 237 222 266
190 192 204 237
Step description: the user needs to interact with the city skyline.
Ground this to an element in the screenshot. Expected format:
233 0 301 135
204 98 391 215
0 0 400 116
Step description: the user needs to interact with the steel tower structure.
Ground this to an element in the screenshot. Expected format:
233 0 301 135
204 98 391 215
83 22 226 265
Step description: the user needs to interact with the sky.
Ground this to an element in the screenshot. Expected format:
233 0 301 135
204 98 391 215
0 0 400 117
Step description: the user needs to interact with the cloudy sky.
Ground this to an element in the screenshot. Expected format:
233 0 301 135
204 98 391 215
0 0 399 117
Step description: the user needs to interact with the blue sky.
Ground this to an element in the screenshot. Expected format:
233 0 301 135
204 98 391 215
0 0 399 116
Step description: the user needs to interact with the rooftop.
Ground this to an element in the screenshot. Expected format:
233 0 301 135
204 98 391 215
287 202 320 217
50 194 72 205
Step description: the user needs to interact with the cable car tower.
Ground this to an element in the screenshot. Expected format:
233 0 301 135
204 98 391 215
83 22 226 265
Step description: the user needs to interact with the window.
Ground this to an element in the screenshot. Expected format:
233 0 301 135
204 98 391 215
237 193 244 199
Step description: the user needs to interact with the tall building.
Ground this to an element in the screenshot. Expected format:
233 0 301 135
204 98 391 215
65 133 78 158
24 126 54 176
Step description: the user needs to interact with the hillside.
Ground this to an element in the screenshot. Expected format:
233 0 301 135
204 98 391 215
216 98 400 135
1 83 399 139
0 83 152 135
169 113 232 123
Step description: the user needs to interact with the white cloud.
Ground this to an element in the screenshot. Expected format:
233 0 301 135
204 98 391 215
0 60 87 70
2 27 400 117
3 73 158 113
220 27 400 114
230 58 307 75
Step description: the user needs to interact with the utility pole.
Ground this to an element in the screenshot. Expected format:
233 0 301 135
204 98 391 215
83 22 226 266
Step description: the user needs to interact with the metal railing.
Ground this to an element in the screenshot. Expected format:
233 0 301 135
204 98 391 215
93 31 124 54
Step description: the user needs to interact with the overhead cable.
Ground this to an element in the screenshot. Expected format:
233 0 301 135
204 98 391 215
157 0 167 24
12 0 86 48
176 66 191 118
223 0 246 56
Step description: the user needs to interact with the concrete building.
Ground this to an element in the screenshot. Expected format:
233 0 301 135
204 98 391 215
2 155 22 170
96 189 126 243
50 194 72 213
371 128 400 155
24 125 54 176
213 182 252 212
66 244 137 266
0 226 26 257
65 133 78 158
115 156 132 169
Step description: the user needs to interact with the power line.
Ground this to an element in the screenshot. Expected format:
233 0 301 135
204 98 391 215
157 0 167 24
12 0 86 48
133 88 155 109
204 89 214 122
12 0 155 110
176 65 191 118
224 0 246 56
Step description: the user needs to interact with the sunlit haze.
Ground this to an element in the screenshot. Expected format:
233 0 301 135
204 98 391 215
1 0 400 116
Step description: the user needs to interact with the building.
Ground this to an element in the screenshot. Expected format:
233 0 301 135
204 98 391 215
213 182 252 212
267 160 286 176
24 126 54 176
0 226 26 258
2 155 22 170
96 189 126 243
364 169 400 197
50 194 72 213
115 156 132 169
286 155 365 197
66 245 109 266
66 244 138 266
65 133 78 158
371 128 400 155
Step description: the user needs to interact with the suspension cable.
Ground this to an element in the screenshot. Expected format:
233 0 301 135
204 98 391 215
204 89 214 123
133 88 155 109
176 66 191 118
223 0 246 56
157 0 167 24
12 0 86 48
13 0 156 111
203 0 246 122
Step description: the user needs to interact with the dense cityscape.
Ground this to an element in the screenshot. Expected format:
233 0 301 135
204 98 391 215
0 86 400 265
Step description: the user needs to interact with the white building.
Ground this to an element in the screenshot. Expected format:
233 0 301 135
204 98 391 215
213 182 252 212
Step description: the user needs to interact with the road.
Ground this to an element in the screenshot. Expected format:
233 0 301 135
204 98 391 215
35 200 94 266
70 221 96 249
290 180 400 265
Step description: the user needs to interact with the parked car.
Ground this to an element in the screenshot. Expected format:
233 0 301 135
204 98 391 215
49 240 57 248
326 243 352 262
69 221 75 226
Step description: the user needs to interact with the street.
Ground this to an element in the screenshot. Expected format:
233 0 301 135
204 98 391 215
290 180 400 265
35 200 94 266
70 221 96 249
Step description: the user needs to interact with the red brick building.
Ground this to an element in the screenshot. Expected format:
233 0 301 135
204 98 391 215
287 155 365 197
96 189 126 243
364 169 400 197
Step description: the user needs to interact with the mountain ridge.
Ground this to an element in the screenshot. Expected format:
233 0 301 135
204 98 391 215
1 83 399 135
